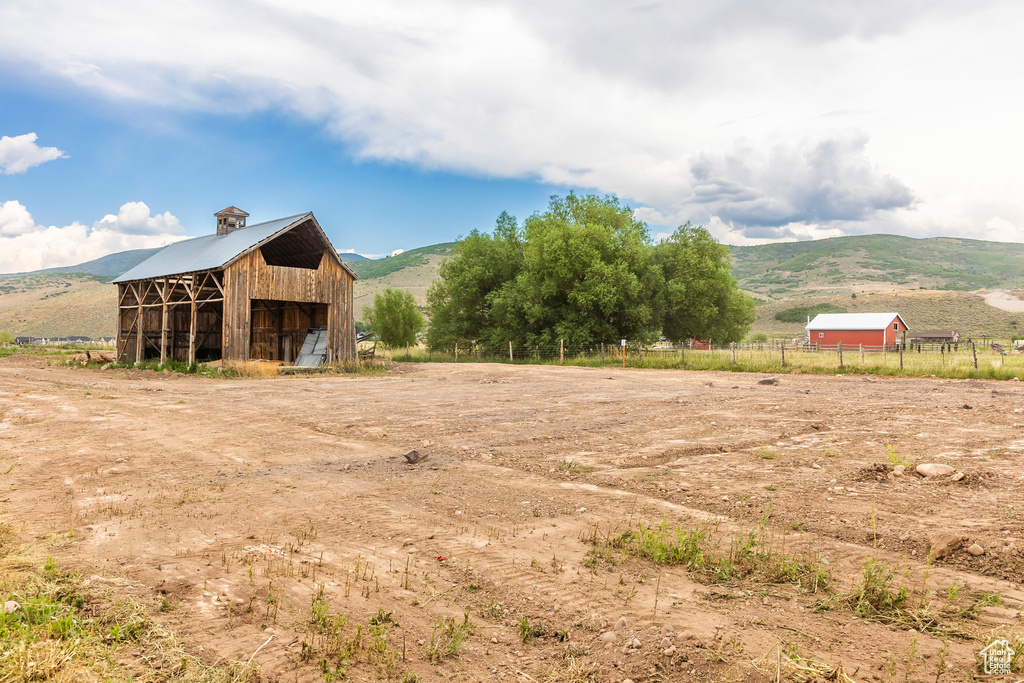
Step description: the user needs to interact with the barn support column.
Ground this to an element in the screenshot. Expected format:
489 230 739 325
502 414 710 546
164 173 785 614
188 298 197 365
159 279 169 365
134 283 144 364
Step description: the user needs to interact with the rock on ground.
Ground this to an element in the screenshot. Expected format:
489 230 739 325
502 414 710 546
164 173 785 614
930 533 965 560
916 463 954 477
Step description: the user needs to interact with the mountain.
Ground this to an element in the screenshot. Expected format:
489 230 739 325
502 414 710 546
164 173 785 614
730 234 1024 298
339 252 371 262
4 233 1024 338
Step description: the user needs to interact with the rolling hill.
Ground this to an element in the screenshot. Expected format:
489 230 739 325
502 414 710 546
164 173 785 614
3 233 1024 339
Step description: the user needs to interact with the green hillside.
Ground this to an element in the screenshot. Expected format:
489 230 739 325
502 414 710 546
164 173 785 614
729 234 1024 298
348 243 455 280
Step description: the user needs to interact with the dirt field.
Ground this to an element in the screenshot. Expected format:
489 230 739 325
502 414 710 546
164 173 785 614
1 356 1023 682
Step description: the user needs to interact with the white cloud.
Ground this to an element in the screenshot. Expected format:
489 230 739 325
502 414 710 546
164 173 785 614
0 133 66 174
0 201 185 272
0 1 1022 242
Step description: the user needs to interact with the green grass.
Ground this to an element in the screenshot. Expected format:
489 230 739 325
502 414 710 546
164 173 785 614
424 613 473 662
584 517 830 592
0 549 254 681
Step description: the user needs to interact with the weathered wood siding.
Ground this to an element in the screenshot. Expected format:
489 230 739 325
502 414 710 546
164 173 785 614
222 249 355 362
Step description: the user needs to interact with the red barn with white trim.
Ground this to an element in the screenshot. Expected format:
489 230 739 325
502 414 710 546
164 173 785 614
805 312 909 350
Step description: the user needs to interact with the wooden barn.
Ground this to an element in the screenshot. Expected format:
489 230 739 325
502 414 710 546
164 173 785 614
112 207 357 365
805 312 909 350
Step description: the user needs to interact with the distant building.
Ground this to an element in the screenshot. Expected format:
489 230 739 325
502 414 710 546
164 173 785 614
910 330 960 344
806 312 909 349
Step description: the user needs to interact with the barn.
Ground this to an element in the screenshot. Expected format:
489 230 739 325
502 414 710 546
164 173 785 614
112 207 357 365
805 312 909 350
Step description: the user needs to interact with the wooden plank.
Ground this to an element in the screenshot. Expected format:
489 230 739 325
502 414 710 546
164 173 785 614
135 282 144 364
188 299 197 365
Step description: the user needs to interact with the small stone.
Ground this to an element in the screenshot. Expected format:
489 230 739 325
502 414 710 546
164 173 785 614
893 465 905 475
916 463 955 477
899 532 910 542
630 637 642 649
1 600 19 614
491 637 499 643
758 376 779 385
601 631 617 643
403 449 427 464
951 471 966 482
968 544 985 556
407 547 417 554
402 538 414 546
721 495 729 502
811 463 821 469
930 533 964 560
660 636 672 648
663 645 677 655
614 617 628 630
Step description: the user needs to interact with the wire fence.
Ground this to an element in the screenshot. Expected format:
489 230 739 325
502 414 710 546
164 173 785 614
372 338 1024 380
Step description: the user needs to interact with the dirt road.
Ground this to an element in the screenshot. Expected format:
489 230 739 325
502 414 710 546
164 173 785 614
1 356 1022 681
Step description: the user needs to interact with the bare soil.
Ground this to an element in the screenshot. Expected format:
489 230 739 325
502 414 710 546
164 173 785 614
1 355 1023 682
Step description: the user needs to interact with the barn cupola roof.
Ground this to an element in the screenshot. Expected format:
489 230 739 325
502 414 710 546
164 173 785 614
215 206 249 236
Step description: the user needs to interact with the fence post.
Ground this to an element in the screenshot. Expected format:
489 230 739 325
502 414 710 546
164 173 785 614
680 343 684 367
731 342 736 365
781 340 786 367
972 342 978 369
838 341 843 368
560 338 564 364
899 343 903 371
600 342 604 363
455 343 459 363
509 341 513 362
860 343 863 363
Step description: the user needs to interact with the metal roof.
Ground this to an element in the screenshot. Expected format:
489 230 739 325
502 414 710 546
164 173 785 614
112 213 309 282
806 312 908 330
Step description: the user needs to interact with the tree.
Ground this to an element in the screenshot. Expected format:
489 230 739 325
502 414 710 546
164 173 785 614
0 331 13 344
493 194 663 347
653 223 754 344
363 288 424 349
426 211 524 350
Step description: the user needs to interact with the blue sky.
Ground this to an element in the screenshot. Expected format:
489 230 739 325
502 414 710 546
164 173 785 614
2 1 1024 272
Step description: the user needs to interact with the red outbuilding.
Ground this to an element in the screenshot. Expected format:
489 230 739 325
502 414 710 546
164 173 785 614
805 312 909 350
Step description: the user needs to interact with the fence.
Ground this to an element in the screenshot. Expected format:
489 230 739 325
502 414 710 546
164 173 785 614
379 338 1024 380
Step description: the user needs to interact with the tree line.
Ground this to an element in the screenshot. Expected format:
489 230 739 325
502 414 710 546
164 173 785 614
365 194 754 350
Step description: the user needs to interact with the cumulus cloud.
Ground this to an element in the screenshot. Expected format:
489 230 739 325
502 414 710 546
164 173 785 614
0 133 66 174
0 1 1020 242
0 201 185 272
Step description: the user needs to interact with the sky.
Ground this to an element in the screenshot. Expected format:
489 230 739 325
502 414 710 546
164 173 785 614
1 0 1023 272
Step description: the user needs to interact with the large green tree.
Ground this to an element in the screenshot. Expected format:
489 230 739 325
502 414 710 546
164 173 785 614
425 211 523 350
426 196 754 350
492 194 663 347
653 222 754 344
363 288 424 349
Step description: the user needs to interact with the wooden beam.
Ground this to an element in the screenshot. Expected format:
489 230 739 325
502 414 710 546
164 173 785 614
160 279 169 365
135 285 144 364
188 299 197 365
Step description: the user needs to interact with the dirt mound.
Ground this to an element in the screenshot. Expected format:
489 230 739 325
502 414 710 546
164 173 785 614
854 463 892 482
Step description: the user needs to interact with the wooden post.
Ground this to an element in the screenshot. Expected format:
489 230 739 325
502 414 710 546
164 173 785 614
860 343 864 363
972 342 978 369
781 340 786 367
680 343 684 366
899 342 903 371
941 344 945 365
455 342 459 362
188 299 197 366
838 341 843 368
600 342 604 363
560 338 564 364
621 341 626 368
135 287 144 364
509 341 513 362
159 280 168 366
731 342 736 365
